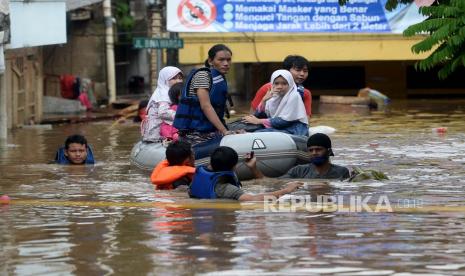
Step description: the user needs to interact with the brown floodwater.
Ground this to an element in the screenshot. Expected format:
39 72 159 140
1 99 465 275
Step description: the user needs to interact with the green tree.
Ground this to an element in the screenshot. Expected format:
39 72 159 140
404 0 465 79
114 0 134 41
340 0 465 79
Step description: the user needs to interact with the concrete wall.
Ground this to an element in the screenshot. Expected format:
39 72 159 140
43 2 152 100
43 35 105 81
42 3 106 98
178 33 431 64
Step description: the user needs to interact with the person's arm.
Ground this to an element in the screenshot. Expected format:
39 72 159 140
244 86 279 125
158 101 176 122
260 88 274 106
249 165 264 179
244 154 264 179
253 110 268 119
244 116 294 129
242 114 270 127
238 181 303 201
197 88 230 135
304 89 312 117
268 117 295 129
252 101 268 119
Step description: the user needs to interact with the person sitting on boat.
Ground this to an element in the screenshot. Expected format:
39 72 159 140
55 134 95 165
251 55 312 116
141 66 183 142
189 146 303 201
281 133 350 180
357 87 390 110
150 141 195 190
159 82 183 141
242 70 309 136
173 44 235 159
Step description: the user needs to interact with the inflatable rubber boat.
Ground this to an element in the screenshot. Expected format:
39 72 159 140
130 132 311 180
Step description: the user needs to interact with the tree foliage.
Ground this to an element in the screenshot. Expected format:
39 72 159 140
404 0 465 79
114 0 135 39
340 0 465 79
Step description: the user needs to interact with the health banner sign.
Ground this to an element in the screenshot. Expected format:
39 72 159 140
167 0 425 33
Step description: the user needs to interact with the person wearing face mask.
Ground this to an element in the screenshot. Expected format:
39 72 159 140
242 69 309 136
280 133 350 180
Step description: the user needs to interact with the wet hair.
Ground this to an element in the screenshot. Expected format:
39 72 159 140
166 140 192 165
204 44 232 67
168 82 183 105
138 99 148 109
133 99 149 122
283 55 310 71
210 146 238 171
65 134 88 149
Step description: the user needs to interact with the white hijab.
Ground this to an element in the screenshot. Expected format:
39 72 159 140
265 70 308 125
148 66 182 106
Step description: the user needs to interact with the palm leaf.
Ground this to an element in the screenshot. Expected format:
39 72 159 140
341 0 465 79
349 167 389 182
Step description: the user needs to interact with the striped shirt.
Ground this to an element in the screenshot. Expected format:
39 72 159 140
188 70 211 97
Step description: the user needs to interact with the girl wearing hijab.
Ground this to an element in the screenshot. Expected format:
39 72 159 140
243 69 309 136
141 66 183 142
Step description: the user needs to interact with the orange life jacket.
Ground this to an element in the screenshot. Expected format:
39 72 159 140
150 159 195 189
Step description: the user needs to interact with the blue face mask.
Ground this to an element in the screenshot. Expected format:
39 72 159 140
311 155 329 166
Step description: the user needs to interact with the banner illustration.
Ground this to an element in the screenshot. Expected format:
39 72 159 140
167 0 425 33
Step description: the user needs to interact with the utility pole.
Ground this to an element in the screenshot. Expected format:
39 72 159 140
149 3 163 91
0 64 6 141
166 32 179 66
0 0 9 141
103 0 116 103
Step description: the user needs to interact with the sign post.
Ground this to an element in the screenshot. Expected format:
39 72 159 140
133 37 184 49
134 37 184 92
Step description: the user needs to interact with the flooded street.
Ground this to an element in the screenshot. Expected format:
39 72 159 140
2 99 465 275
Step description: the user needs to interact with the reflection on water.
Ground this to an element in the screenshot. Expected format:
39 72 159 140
1 100 465 274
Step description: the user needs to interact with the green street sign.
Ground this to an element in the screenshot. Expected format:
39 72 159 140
133 37 184 49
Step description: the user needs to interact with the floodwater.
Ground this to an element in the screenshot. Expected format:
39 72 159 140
1 99 465 275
